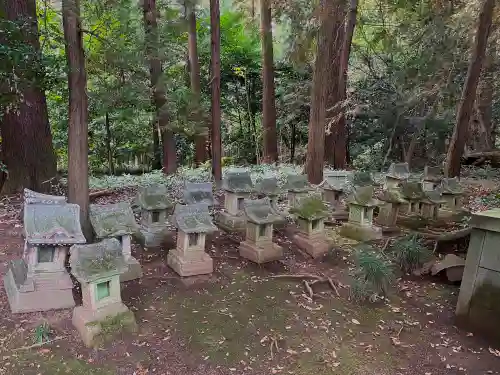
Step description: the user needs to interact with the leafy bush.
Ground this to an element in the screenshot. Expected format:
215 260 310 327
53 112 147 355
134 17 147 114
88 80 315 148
389 234 432 273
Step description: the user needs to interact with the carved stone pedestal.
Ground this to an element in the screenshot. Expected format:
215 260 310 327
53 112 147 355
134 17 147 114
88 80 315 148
339 222 383 242
167 251 214 277
239 241 283 264
293 231 330 258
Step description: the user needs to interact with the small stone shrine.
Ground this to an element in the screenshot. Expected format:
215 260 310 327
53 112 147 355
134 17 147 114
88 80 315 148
376 188 408 230
284 174 312 207
217 170 254 231
420 189 445 220
422 166 443 191
385 162 410 189
350 171 373 187
167 203 217 276
239 198 283 263
440 177 465 213
136 184 174 247
183 182 216 206
255 177 282 207
400 181 425 215
340 186 382 241
90 202 142 282
3 203 86 313
456 209 500 341
291 194 330 258
321 171 351 211
24 188 67 205
71 238 136 347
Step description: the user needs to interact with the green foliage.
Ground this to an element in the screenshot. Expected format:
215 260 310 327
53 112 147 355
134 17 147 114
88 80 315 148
86 311 137 344
389 234 432 273
290 195 328 220
33 322 51 344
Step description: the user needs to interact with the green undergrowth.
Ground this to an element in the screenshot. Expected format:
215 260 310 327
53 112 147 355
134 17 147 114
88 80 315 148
86 311 137 345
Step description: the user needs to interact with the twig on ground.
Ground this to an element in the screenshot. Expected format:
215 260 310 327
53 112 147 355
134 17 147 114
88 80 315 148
14 336 66 351
269 274 322 280
327 277 341 297
396 324 404 338
381 239 391 253
303 280 314 299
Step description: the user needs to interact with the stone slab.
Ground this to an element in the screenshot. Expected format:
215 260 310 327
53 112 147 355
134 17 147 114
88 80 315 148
239 241 283 264
120 257 143 282
339 222 383 242
216 211 246 232
293 232 330 258
167 250 214 277
136 226 170 248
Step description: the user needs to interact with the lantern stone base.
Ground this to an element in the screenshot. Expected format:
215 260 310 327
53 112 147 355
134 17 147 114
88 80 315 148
293 232 330 258
339 222 383 242
216 211 245 232
167 250 214 277
120 257 143 282
239 241 283 264
72 302 136 347
3 263 75 313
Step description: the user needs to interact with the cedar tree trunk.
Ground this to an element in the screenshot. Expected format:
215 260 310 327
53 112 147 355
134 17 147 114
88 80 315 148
445 0 495 177
210 0 222 184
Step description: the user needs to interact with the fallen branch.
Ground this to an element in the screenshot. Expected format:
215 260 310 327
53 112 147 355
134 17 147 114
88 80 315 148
327 277 341 297
269 274 323 280
14 336 66 351
303 280 314 299
272 273 342 299
89 189 115 200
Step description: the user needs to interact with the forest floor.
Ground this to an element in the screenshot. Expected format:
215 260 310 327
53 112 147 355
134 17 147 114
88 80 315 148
1 175 500 375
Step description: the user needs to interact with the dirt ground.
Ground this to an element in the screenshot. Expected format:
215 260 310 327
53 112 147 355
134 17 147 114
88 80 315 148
1 190 500 375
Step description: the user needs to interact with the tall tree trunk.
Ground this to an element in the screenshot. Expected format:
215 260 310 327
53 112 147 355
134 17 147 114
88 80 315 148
105 112 114 175
62 0 91 240
306 0 338 184
476 39 495 149
290 121 296 163
260 0 278 163
210 0 222 185
143 0 176 174
445 0 495 178
187 1 207 165
0 0 57 194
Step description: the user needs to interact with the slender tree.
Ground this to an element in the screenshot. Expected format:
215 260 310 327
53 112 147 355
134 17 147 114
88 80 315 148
62 0 91 239
210 0 222 184
143 0 177 174
0 0 57 194
445 0 495 177
260 0 278 163
187 0 207 165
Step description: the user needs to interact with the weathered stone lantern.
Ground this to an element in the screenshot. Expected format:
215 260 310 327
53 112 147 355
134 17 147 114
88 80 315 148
71 238 136 347
440 177 465 213
90 202 142 282
385 162 410 189
239 198 283 263
422 166 443 191
420 189 445 220
168 203 217 276
320 171 351 214
376 188 408 230
400 181 425 215
183 182 216 207
217 170 254 231
284 174 313 208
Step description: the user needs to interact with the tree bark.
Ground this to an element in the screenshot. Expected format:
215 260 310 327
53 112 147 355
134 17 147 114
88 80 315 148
143 0 176 174
187 1 207 165
62 0 91 240
210 0 222 184
105 112 114 175
306 0 338 184
260 0 278 163
0 0 57 194
445 0 495 178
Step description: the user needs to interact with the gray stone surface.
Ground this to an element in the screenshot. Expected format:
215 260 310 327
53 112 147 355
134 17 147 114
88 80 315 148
284 174 312 193
256 177 282 197
184 182 216 206
90 202 140 239
243 198 282 225
24 188 67 205
386 162 410 180
172 203 217 233
222 171 254 193
136 184 173 210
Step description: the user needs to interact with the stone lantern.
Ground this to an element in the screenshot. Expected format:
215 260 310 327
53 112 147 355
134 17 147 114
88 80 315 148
183 182 216 207
422 166 443 191
385 162 410 189
376 188 408 230
217 170 254 231
440 178 465 213
284 174 313 208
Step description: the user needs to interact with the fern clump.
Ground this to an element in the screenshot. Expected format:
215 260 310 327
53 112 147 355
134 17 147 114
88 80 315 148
390 234 432 273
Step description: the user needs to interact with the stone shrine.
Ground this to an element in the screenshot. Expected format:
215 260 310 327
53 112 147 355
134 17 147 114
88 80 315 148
376 188 408 231
340 186 382 241
217 170 254 231
292 194 330 258
3 203 86 313
321 171 351 218
400 181 425 215
456 209 500 341
167 203 217 276
420 189 445 220
255 177 282 207
284 174 312 207
440 178 465 213
239 198 283 263
136 184 174 247
350 171 374 187
183 182 216 206
90 202 142 282
422 166 443 191
385 162 410 189
70 238 136 347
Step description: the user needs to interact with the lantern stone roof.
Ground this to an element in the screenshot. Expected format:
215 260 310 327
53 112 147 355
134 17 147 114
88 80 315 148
441 178 464 195
350 171 373 187
379 188 408 204
24 189 67 205
284 174 312 193
172 203 217 234
346 186 379 207
401 181 425 201
24 203 86 245
136 184 174 210
243 198 282 224
386 162 410 180
90 202 140 239
222 171 254 193
183 182 216 206
291 194 329 220
421 189 446 204
70 238 127 283
256 177 282 196
321 170 351 191
423 166 443 183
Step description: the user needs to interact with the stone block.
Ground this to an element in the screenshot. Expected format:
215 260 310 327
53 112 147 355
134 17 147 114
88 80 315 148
239 241 283 264
339 222 382 242
293 231 330 258
120 257 143 282
216 211 246 232
167 249 214 277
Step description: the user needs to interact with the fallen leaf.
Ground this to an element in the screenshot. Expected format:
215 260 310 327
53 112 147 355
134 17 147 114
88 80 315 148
351 319 360 325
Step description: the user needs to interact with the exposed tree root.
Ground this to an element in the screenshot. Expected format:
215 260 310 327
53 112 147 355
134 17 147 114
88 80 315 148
271 273 342 299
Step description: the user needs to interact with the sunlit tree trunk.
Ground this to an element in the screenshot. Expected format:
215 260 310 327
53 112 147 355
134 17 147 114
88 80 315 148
143 0 176 174
187 0 207 165
210 0 222 184
260 0 278 163
0 0 57 194
62 0 91 239
445 0 495 177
